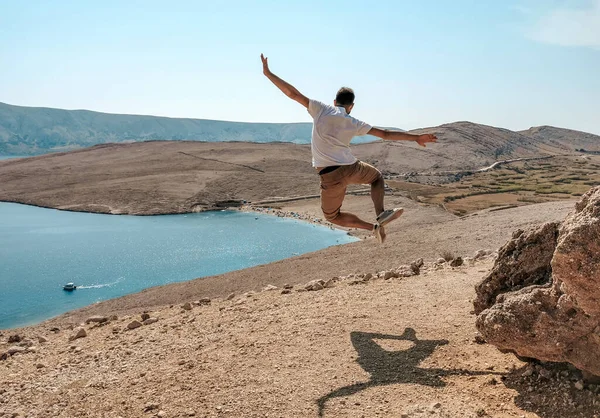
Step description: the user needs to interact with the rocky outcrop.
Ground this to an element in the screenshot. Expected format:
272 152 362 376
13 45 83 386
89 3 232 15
473 222 560 314
475 187 600 377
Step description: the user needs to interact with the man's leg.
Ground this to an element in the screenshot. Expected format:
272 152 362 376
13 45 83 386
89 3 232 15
320 167 374 231
346 161 386 217
370 176 385 216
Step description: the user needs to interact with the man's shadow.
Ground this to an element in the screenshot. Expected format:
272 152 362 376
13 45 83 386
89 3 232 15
317 328 503 417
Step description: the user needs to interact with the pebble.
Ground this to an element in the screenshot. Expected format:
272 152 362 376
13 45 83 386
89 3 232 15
69 327 87 341
127 320 143 330
182 302 193 311
7 346 26 356
85 315 108 324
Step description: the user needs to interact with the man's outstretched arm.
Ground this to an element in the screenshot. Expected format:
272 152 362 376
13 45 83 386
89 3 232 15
368 127 437 148
261 54 309 108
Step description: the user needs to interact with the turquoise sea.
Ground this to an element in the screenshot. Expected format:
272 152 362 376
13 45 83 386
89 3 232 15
0 156 26 160
0 203 357 329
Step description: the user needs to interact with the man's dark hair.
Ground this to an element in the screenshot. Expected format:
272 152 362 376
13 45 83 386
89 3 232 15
335 87 355 106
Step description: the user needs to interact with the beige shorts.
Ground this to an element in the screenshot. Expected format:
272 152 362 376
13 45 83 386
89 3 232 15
319 161 382 221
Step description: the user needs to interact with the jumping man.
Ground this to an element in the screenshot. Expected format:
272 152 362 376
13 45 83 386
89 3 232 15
261 54 437 243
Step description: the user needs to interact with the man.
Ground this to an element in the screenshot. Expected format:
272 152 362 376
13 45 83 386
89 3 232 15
261 54 437 243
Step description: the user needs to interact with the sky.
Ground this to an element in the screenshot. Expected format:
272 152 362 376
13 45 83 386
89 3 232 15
1 0 599 134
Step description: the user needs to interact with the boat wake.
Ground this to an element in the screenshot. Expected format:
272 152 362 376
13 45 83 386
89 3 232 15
77 277 124 289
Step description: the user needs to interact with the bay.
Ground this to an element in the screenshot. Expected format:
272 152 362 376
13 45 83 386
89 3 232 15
0 203 356 329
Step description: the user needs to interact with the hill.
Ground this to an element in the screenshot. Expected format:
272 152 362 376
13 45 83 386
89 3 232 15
354 121 600 175
519 125 600 152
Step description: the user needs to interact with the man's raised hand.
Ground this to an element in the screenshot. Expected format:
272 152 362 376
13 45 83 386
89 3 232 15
260 53 270 75
416 133 437 148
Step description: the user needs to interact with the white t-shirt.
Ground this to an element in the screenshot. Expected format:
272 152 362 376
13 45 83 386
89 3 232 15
307 99 372 168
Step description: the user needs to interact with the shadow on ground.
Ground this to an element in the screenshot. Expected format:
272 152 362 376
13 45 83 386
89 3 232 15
502 363 600 418
317 328 504 416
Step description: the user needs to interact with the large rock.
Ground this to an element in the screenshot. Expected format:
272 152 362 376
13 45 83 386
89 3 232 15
475 187 600 377
552 190 600 317
473 222 560 314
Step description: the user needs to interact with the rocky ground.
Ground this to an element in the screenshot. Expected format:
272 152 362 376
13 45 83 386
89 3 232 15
2 256 599 418
1 143 597 417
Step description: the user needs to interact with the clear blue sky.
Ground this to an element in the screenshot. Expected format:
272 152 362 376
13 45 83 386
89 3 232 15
1 0 599 134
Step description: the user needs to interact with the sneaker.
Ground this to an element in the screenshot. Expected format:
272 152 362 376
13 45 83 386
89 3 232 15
373 223 386 244
376 208 404 227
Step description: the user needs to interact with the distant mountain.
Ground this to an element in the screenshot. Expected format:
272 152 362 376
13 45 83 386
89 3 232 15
0 102 379 156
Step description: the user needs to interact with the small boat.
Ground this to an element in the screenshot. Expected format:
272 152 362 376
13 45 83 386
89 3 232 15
63 283 77 291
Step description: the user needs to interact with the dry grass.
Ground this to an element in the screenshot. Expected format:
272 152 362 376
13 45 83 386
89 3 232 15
387 155 600 216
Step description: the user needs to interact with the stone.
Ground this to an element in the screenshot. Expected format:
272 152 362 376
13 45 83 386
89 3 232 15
395 265 415 278
7 334 21 343
37 336 48 343
450 257 463 267
127 320 143 330
182 302 193 311
323 278 335 288
226 293 235 301
18 339 34 348
304 280 325 291
363 273 373 281
575 380 584 390
0 352 8 361
262 284 278 291
197 297 211 305
283 283 293 289
475 187 600 378
281 289 291 295
69 327 87 341
410 259 422 275
412 257 424 268
521 364 535 377
143 403 160 412
143 318 159 326
436 258 446 264
140 313 151 321
85 315 108 324
383 271 398 280
7 346 26 355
